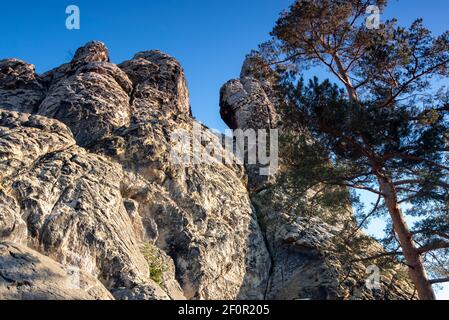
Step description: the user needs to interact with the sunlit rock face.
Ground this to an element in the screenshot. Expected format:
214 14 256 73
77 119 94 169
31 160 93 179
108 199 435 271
0 59 45 114
0 41 271 300
0 242 114 300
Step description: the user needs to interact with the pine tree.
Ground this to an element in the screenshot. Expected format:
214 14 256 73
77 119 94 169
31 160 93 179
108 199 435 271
263 0 449 300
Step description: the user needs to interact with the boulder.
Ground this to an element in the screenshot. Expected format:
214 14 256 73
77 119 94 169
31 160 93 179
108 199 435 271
0 242 113 300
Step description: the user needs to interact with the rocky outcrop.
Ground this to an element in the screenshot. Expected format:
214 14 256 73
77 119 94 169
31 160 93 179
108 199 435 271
39 42 132 147
220 56 280 192
0 242 113 300
220 57 415 300
0 110 170 300
0 188 27 245
98 49 271 300
220 56 278 133
0 42 270 300
0 59 45 114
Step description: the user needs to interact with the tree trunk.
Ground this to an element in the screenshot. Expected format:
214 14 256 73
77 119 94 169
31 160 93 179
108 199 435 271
344 83 358 103
377 176 436 300
333 54 358 102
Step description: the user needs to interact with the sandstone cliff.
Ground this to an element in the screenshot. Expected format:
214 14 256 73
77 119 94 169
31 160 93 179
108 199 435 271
0 41 413 300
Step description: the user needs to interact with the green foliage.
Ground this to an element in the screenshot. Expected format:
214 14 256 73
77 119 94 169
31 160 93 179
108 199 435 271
279 76 449 275
259 0 449 289
141 243 167 286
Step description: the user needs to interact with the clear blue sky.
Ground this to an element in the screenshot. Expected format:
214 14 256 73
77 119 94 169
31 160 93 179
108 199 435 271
1 0 448 299
1 0 292 130
0 0 448 130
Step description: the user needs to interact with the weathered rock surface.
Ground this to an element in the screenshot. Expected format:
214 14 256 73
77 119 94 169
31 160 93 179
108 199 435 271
0 59 45 114
102 50 270 300
119 50 191 120
220 56 278 133
38 42 132 147
0 188 27 245
0 110 171 300
220 56 280 192
0 41 270 300
0 242 113 300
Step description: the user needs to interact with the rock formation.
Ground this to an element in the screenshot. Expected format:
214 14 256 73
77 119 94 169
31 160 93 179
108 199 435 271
0 242 113 300
0 42 269 300
0 41 413 300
